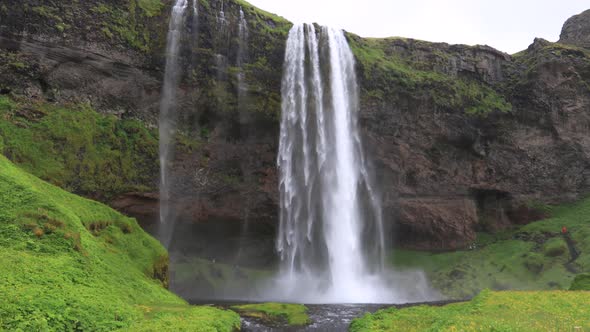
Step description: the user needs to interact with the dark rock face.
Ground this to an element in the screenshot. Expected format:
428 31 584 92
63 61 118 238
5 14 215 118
560 9 590 48
354 32 590 249
1 2 590 256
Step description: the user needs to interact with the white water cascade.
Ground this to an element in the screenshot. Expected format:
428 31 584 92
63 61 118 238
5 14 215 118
236 6 249 104
273 24 393 303
191 0 198 34
158 0 188 247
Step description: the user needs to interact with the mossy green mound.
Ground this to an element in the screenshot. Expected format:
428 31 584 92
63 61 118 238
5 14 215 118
231 302 310 326
570 274 590 291
350 290 590 332
123 304 239 331
0 155 239 331
392 197 590 298
0 95 158 200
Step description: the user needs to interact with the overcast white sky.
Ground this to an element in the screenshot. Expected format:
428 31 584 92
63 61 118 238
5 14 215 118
246 0 589 54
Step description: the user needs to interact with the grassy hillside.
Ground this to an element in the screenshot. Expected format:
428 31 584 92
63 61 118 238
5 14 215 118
0 154 239 331
350 290 590 331
392 197 590 298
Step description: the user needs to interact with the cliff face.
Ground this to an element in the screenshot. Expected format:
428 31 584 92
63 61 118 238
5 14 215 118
1 1 589 260
351 36 590 249
560 9 590 49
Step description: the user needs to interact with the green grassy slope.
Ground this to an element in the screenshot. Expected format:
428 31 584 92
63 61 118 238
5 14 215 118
392 197 590 298
0 155 239 331
350 290 590 332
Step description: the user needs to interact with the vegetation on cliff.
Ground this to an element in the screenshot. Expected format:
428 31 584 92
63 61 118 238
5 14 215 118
348 36 513 116
392 197 590 298
0 155 239 331
350 290 590 331
2 0 168 53
0 95 158 201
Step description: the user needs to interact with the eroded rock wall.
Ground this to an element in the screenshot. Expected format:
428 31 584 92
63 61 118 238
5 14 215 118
1 2 589 255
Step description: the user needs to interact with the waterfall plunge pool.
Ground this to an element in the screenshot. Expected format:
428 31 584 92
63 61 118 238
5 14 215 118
187 300 466 332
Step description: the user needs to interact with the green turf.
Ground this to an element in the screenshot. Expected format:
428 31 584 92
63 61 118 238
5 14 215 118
391 197 590 298
350 290 590 332
0 155 239 331
230 302 310 326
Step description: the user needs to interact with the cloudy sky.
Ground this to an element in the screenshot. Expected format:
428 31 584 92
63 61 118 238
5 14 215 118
246 0 588 54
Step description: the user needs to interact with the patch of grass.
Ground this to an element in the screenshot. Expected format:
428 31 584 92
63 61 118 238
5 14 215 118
391 197 590 298
350 290 590 331
231 302 310 326
124 304 240 331
0 155 239 330
570 274 590 291
0 96 158 200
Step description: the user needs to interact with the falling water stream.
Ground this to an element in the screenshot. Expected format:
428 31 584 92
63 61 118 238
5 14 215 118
159 0 188 248
237 6 249 104
158 8 436 328
273 24 392 303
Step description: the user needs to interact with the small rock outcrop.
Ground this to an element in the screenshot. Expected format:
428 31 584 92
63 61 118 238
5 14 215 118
559 9 590 48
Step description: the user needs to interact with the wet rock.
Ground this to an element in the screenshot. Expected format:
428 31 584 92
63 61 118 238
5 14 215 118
396 198 478 250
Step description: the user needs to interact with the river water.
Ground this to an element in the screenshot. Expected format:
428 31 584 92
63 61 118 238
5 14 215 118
190 300 461 332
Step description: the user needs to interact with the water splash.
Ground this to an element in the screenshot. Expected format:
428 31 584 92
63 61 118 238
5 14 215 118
272 24 429 303
159 0 188 248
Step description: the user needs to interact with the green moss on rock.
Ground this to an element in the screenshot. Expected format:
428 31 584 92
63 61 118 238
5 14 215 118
570 274 590 291
0 95 158 200
543 238 567 257
231 302 310 326
137 0 165 17
348 36 512 116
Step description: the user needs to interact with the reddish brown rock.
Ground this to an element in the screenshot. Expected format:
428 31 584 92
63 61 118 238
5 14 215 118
396 198 478 250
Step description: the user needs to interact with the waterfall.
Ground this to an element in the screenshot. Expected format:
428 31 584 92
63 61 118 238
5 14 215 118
159 0 188 247
236 6 249 105
217 1 226 26
234 6 251 264
274 24 393 303
191 0 198 35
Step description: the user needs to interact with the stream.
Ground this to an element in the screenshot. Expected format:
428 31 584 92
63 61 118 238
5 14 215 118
192 300 462 332
239 304 387 332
